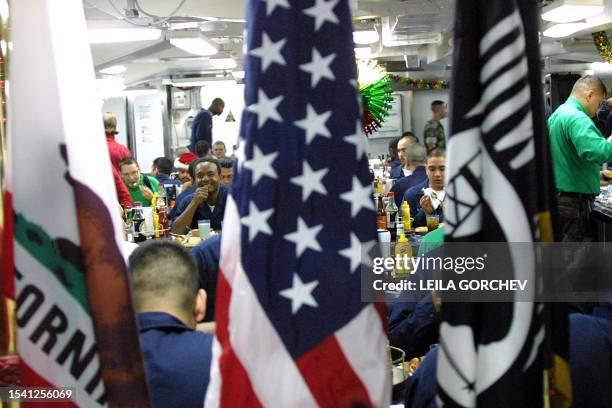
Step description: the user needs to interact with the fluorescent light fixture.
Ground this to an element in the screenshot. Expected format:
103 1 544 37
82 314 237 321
88 28 161 44
354 47 372 59
353 29 379 45
99 65 127 75
232 70 245 79
542 22 589 38
209 58 237 69
122 88 159 96
168 30 218 56
591 62 612 73
542 0 603 23
96 77 125 97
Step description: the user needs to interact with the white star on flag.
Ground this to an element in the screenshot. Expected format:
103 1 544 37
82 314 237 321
340 176 375 217
290 161 329 201
294 104 332 144
303 0 340 31
279 273 319 314
344 120 367 160
234 137 246 168
299 48 336 88
262 0 290 16
241 201 274 242
247 89 283 129
249 32 286 72
244 145 278 185
284 217 323 257
339 233 377 273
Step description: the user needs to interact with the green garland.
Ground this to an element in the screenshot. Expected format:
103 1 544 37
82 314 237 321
390 74 449 90
359 75 393 135
592 31 612 63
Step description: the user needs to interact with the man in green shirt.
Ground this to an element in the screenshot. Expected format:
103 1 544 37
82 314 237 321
119 157 160 207
548 75 612 241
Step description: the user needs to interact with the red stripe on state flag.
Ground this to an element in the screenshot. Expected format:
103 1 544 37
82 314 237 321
19 360 78 408
296 334 373 408
215 269 263 408
62 148 150 407
1 190 14 299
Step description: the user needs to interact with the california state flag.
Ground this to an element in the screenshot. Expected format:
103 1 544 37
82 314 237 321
6 1 149 406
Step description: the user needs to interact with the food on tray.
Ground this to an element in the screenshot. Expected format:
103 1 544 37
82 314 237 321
415 226 429 235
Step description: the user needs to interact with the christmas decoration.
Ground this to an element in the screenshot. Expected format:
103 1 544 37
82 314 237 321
592 31 612 64
390 74 449 90
357 59 393 135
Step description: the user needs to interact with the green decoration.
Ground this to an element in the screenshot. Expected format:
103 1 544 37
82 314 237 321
359 75 393 135
592 31 612 63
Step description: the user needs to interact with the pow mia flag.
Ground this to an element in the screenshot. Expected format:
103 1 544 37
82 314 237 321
438 0 571 407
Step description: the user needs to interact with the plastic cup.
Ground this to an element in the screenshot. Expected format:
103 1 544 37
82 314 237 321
198 220 211 239
426 215 440 231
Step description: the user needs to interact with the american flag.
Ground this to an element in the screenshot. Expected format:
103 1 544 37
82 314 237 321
205 0 389 406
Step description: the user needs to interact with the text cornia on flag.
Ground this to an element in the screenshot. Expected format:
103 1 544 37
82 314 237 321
6 0 150 406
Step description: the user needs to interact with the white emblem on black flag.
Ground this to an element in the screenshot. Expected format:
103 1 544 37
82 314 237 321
438 1 550 406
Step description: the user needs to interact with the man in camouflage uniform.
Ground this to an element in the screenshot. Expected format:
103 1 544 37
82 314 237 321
423 100 447 152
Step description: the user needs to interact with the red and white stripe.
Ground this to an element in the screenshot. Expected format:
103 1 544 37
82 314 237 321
205 196 390 407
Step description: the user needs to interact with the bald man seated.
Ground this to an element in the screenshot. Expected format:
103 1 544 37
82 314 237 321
128 241 213 408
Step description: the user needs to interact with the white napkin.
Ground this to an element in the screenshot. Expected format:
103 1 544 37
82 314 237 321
422 188 444 210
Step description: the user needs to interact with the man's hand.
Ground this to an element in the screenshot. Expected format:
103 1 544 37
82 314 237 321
420 195 434 214
432 290 442 313
193 185 209 205
139 185 154 201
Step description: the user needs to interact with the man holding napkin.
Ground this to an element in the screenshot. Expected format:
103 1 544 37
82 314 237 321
402 149 446 227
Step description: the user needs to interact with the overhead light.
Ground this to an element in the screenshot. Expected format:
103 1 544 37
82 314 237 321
232 70 245 79
353 29 379 45
168 30 218 56
99 65 127 75
165 77 236 87
88 28 161 44
354 47 371 59
542 0 603 23
542 22 589 38
122 88 159 97
96 77 125 98
209 57 237 69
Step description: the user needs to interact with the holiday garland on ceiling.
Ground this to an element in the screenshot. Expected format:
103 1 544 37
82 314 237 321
592 31 612 64
390 74 449 89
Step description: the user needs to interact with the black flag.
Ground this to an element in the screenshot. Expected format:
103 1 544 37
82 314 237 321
438 0 571 406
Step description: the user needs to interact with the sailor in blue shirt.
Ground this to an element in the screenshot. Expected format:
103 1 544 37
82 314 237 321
570 303 612 408
402 149 446 227
191 235 221 322
151 157 182 187
172 158 229 232
390 132 419 179
128 240 213 408
390 143 428 207
190 98 224 152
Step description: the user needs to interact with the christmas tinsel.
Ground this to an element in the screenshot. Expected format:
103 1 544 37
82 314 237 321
359 74 393 135
592 31 612 63
390 74 449 89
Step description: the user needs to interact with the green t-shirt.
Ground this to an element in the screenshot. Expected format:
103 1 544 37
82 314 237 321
548 97 612 195
417 226 445 256
128 174 160 207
